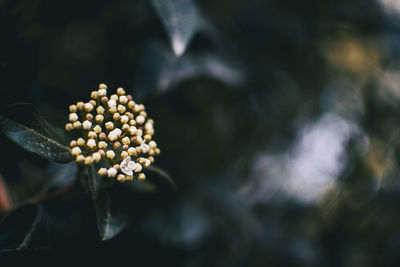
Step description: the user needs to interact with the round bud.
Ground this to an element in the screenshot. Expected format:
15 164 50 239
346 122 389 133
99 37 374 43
128 147 137 156
97 106 105 114
99 83 107 89
82 120 92 130
73 121 82 129
136 115 145 124
120 115 129 124
107 167 117 178
77 138 85 146
123 144 129 150
84 156 93 165
91 91 98 99
77 102 85 110
107 99 117 108
98 89 107 97
88 131 97 139
109 107 117 114
117 104 126 114
113 164 120 171
106 150 115 160
117 87 125 96
121 137 130 145
95 115 104 123
84 103 94 112
128 100 135 109
148 156 155 163
121 151 128 158
93 125 102 134
144 135 152 141
98 141 108 149
113 141 121 149
117 174 126 182
70 140 77 147
108 132 118 141
110 94 118 101
86 113 93 120
76 155 85 162
92 152 101 162
119 96 128 104
138 173 146 181
105 121 114 130
65 123 73 131
69 113 78 122
149 140 157 149
99 132 107 140
113 113 121 121
122 124 129 131
69 105 77 113
136 129 143 137
155 148 161 155
129 119 137 126
87 139 96 149
98 168 107 176
71 147 82 156
101 96 108 103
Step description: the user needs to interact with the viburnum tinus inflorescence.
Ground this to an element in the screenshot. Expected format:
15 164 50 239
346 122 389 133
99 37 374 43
65 83 160 182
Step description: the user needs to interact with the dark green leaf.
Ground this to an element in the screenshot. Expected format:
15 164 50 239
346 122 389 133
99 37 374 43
145 165 178 190
133 43 245 100
0 103 73 163
93 190 128 241
0 203 48 251
151 0 199 56
87 164 102 200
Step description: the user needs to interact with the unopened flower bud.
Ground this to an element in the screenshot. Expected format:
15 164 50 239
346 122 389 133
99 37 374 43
148 156 155 163
155 148 161 155
69 113 78 122
113 164 120 171
77 138 85 146
149 140 157 149
108 132 118 141
122 124 129 131
128 100 135 109
144 135 152 141
91 91 98 99
84 156 93 165
129 126 137 135
114 128 122 137
123 144 129 150
136 115 145 124
129 119 137 126
76 155 85 162
107 167 117 178
73 121 82 129
95 114 104 123
138 173 146 181
145 122 153 131
110 94 118 101
106 150 115 160
97 106 105 114
65 123 73 131
113 112 121 121
69 105 77 113
117 174 126 182
107 99 116 108
98 89 107 97
98 141 107 149
101 96 108 103
84 103 94 112
120 115 129 124
121 151 128 158
87 139 96 149
136 129 143 137
98 168 107 176
92 152 101 162
119 95 128 104
117 87 125 96
117 104 126 114
82 120 92 130
121 137 130 145
70 140 77 147
86 113 93 120
109 107 117 114
105 121 114 130
77 102 84 110
71 147 82 156
128 147 137 156
93 125 102 134
88 131 97 139
113 141 121 149
99 83 107 90
99 132 107 140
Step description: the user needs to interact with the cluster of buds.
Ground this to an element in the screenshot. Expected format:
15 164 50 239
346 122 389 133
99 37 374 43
65 83 160 182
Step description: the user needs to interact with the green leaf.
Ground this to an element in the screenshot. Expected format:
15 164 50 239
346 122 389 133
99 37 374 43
87 165 128 240
151 0 200 56
87 164 102 200
0 103 73 163
145 165 178 190
93 190 128 241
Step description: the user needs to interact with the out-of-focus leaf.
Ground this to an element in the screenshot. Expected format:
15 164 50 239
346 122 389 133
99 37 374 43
124 180 158 193
93 190 128 241
0 203 48 251
151 0 200 56
87 164 102 200
133 43 245 100
0 103 73 163
145 165 178 190
40 162 77 196
87 165 127 240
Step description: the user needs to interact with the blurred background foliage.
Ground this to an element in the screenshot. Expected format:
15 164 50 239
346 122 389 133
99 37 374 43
1 0 400 266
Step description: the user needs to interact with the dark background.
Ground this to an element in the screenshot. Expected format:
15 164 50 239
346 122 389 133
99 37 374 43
1 0 400 266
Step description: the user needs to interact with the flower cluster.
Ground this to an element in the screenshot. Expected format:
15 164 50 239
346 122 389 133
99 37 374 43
65 83 160 182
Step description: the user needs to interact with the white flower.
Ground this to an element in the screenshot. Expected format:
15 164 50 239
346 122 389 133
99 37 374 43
120 156 137 176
